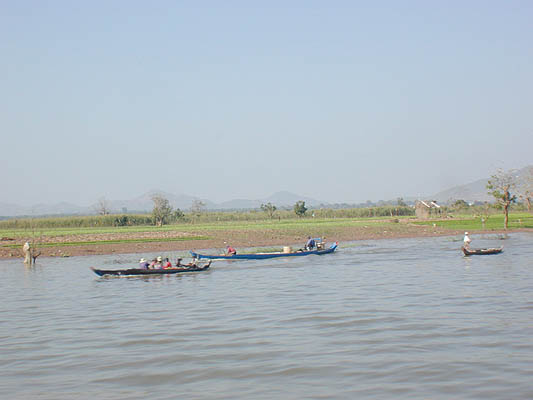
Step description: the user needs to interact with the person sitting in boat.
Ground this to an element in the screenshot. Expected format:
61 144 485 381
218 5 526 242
150 256 164 269
138 258 150 269
463 232 472 249
305 237 316 250
226 245 237 256
162 257 172 269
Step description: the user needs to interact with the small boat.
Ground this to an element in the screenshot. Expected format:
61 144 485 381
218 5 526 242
462 246 503 256
91 261 211 276
190 242 338 260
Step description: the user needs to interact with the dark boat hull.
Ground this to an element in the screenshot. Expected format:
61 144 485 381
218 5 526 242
91 264 210 277
190 243 338 260
462 246 503 256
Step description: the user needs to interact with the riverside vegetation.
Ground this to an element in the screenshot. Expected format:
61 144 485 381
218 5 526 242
0 205 532 259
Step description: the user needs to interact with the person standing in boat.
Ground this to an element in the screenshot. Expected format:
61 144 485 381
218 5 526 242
226 245 237 256
463 232 472 249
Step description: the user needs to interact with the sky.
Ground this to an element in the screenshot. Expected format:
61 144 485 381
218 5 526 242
2 0 532 207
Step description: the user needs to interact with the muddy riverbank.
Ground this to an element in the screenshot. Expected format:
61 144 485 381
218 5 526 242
4 222 526 260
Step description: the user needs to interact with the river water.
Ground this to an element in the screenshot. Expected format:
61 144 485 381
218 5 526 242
1 233 532 399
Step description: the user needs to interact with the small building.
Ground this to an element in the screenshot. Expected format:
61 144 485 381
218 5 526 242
415 200 441 219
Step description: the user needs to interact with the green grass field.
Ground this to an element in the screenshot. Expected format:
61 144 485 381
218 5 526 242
414 212 533 230
0 216 410 239
2 235 210 249
1 213 531 248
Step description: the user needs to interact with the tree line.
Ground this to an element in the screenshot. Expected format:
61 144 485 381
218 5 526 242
3 167 531 230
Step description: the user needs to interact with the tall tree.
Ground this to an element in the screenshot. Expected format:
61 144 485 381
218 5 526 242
152 195 173 226
487 169 517 229
191 199 206 223
96 197 110 215
173 208 185 221
293 200 307 217
518 166 533 212
260 202 277 219
453 199 469 210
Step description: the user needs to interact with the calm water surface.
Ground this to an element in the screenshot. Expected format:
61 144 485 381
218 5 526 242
1 233 532 399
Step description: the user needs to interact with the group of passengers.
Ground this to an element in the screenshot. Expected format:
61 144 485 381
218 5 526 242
135 238 322 268
136 238 321 267
138 256 199 270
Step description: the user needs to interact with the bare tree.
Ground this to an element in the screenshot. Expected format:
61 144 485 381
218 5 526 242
96 197 111 215
487 168 517 229
152 195 173 226
518 166 533 212
190 199 206 223
260 202 277 219
191 199 205 214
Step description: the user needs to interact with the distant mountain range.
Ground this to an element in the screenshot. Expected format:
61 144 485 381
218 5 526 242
0 191 326 217
1 167 530 217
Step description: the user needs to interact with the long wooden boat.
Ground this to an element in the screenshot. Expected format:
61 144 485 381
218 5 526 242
91 261 211 277
190 242 338 260
462 246 503 256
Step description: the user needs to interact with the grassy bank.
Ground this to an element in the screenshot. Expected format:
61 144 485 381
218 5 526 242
0 216 411 240
2 212 532 240
0 206 415 230
1 211 531 258
2 235 210 249
414 212 533 230
1 209 531 257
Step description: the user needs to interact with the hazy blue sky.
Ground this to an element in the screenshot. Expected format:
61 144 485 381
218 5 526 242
2 1 532 206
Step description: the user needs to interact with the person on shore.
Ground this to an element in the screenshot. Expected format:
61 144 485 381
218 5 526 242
305 237 316 250
23 242 31 264
463 232 472 249
138 258 150 269
226 245 237 256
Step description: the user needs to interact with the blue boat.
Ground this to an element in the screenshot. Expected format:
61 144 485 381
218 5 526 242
190 242 338 260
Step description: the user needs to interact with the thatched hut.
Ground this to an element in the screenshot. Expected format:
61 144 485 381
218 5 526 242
415 200 441 219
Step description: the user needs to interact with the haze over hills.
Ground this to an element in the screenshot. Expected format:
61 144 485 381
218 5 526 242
430 165 532 204
0 191 326 217
431 179 492 204
1 167 530 217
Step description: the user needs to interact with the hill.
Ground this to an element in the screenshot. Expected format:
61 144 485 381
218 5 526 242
431 165 532 204
0 191 325 217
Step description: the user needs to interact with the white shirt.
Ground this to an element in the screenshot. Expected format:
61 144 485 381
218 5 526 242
464 235 472 245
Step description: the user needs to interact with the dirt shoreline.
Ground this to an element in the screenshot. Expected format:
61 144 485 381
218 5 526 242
3 224 529 260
